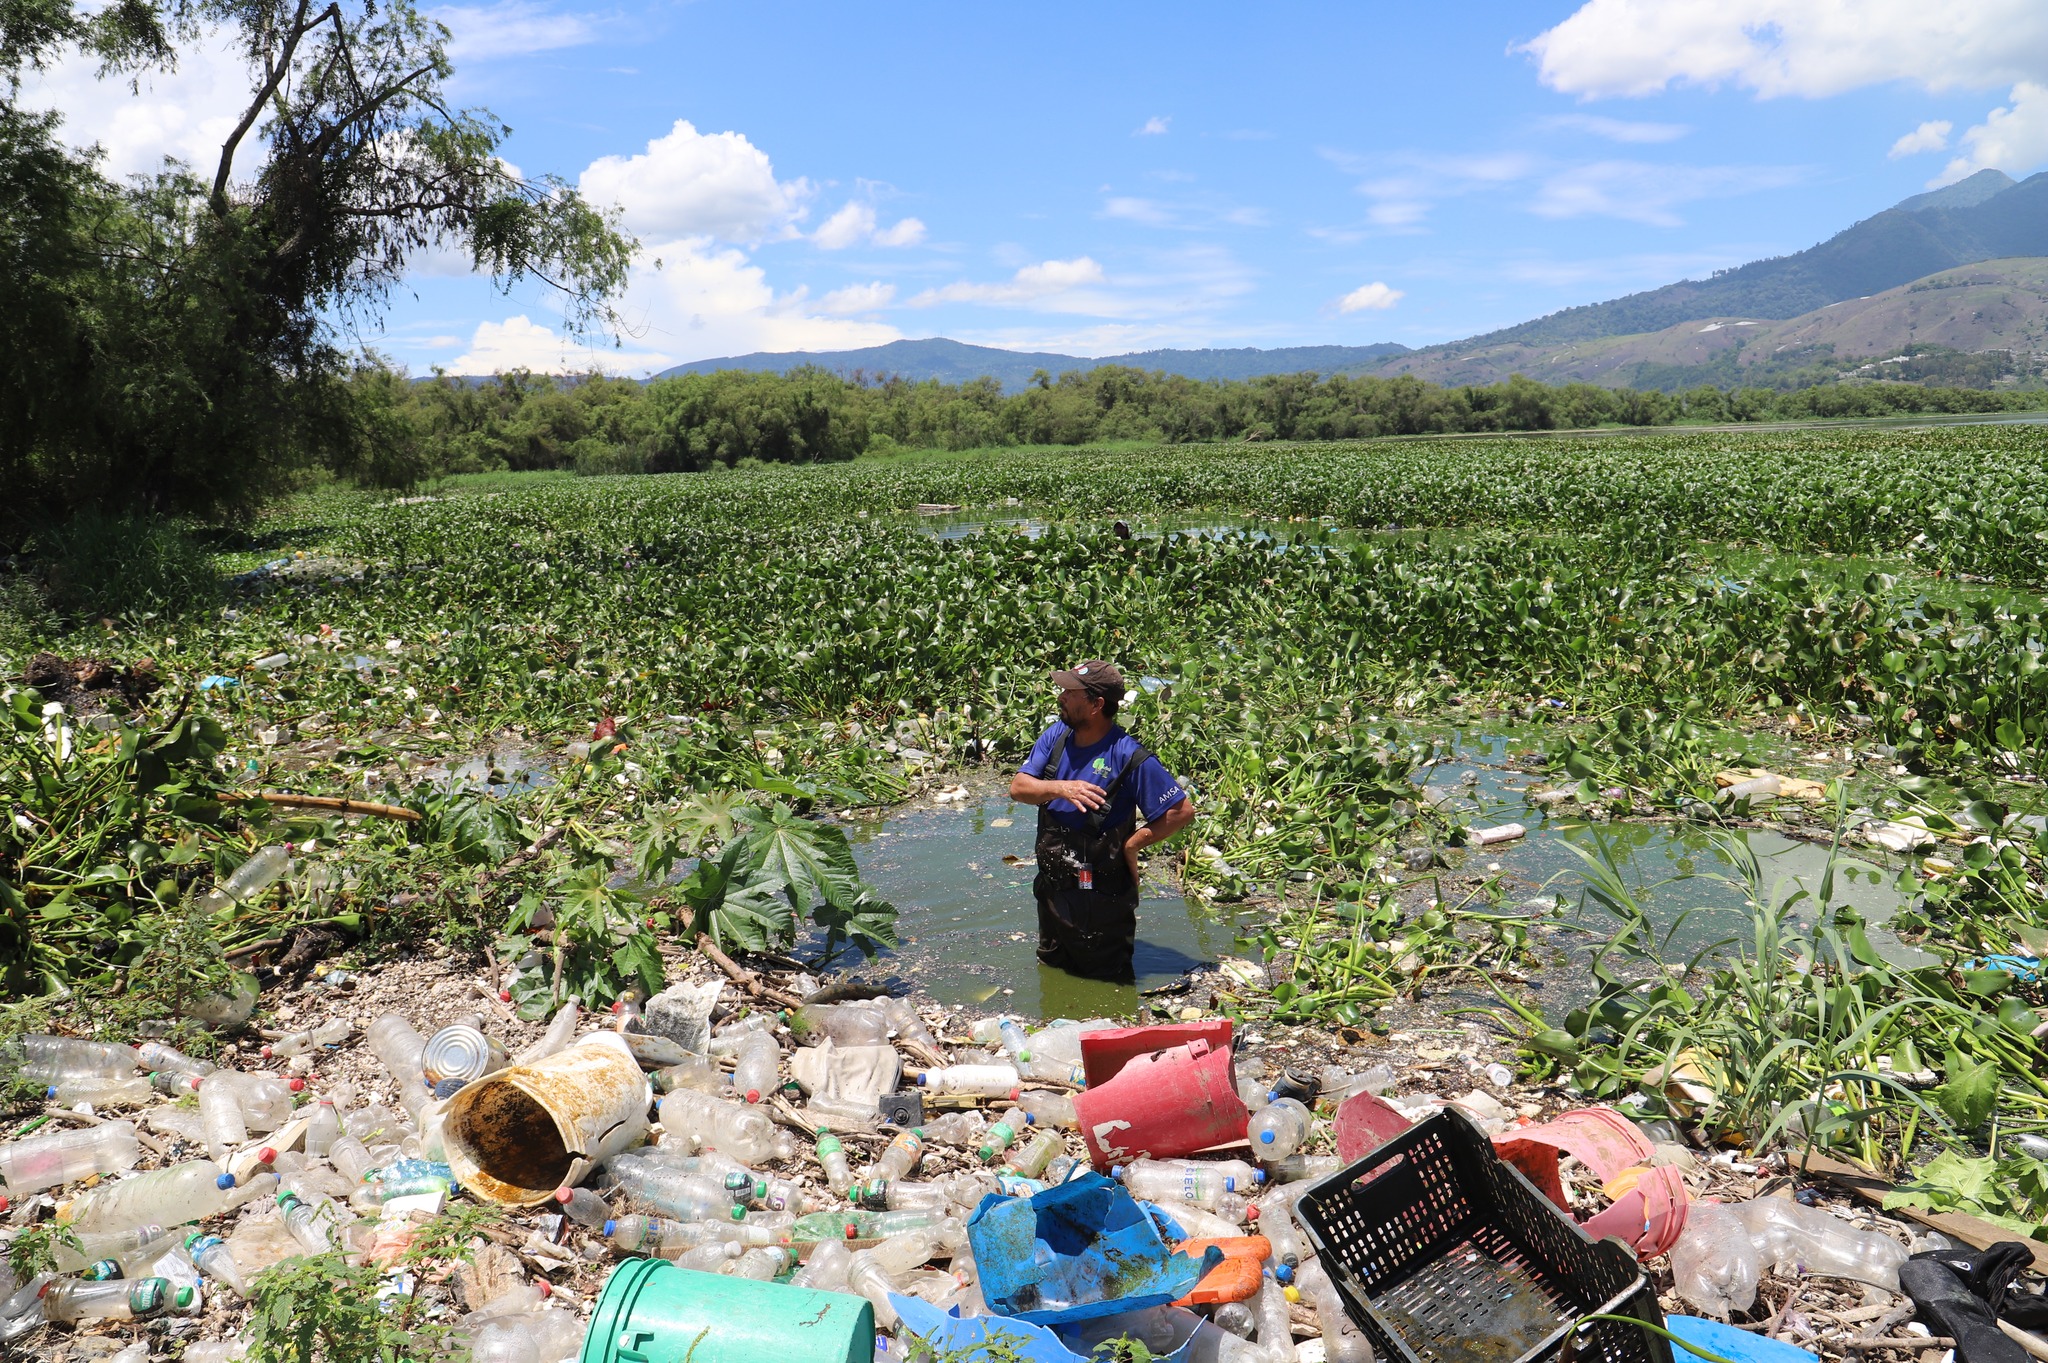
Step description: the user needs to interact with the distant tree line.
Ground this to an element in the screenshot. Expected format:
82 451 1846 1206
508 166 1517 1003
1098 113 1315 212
349 361 2048 478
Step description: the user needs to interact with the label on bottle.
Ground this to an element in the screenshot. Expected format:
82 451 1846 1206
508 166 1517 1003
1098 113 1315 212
1077 865 1093 891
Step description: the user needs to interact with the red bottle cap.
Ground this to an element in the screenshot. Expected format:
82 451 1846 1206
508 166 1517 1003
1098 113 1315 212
745 1089 761 1103
844 1225 858 1239
287 1078 306 1092
499 990 512 1003
1245 1204 1261 1220
537 1281 552 1298
555 1188 573 1204
259 1147 278 1164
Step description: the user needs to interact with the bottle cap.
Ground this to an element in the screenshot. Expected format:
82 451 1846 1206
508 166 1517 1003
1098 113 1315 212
261 1047 276 1059
728 1205 745 1221
1258 1129 1276 1144
602 1219 617 1236
217 1173 237 1190
537 1281 552 1298
287 1077 306 1092
1253 1169 1268 1184
555 1188 574 1204
843 1224 858 1239
259 1147 278 1164
174 1285 197 1309
745 1089 761 1103
1224 1176 1238 1191
1283 1284 1301 1302
276 1191 297 1206
1245 1203 1261 1220
1275 1264 1295 1283
1110 1166 1126 1181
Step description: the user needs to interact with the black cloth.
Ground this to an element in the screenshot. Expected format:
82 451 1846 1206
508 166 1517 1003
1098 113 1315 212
1901 1245 2037 1363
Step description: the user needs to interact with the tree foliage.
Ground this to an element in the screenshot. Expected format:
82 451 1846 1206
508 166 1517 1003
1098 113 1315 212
0 0 631 528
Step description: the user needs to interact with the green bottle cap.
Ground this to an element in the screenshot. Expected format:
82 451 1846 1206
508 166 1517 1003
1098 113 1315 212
728 1205 746 1221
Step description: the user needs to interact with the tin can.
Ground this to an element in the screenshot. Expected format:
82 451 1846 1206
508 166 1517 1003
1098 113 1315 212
1077 865 1093 892
421 1025 507 1086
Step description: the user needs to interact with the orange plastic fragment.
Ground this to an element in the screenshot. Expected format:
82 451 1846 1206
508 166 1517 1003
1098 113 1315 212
1170 1235 1272 1306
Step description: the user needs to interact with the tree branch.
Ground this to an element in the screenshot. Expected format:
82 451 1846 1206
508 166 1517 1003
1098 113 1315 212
212 0 335 215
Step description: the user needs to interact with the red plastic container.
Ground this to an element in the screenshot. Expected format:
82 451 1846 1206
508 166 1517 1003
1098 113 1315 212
1071 1035 1249 1169
1078 1020 1234 1089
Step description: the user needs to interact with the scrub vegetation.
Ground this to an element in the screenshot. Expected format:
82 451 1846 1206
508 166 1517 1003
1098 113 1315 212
6 425 2048 1189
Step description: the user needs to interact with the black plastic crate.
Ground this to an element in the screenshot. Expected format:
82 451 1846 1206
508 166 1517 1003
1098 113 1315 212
1296 1107 1672 1363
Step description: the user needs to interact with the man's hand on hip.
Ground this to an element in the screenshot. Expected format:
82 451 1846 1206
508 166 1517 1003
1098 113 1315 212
1056 780 1108 811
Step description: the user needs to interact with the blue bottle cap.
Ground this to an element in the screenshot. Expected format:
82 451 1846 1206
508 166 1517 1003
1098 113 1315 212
1275 1263 1295 1282
602 1219 616 1237
216 1173 237 1190
1253 1169 1268 1184
1258 1129 1276 1143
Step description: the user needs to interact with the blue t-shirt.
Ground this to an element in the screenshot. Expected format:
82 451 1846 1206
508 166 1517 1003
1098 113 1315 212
1020 723 1186 832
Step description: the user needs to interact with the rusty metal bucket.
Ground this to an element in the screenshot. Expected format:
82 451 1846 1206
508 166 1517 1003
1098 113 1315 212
444 1032 651 1206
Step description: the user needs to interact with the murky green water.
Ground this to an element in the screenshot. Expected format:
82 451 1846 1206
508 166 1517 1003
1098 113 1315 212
851 729 1929 1021
844 786 1249 1018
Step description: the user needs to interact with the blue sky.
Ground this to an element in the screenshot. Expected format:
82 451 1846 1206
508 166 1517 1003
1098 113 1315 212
27 1 2048 373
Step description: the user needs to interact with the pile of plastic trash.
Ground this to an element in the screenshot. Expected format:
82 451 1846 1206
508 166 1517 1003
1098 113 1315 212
0 978 2030 1363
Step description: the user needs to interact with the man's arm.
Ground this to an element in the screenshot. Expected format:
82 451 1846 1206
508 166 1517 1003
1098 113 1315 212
1010 771 1108 811
1123 795 1196 883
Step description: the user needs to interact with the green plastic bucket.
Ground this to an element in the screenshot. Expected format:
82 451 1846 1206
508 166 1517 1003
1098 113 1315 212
580 1258 875 1363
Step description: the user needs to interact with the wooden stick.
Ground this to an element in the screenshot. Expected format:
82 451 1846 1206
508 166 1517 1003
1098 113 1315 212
225 791 420 821
1797 1151 2048 1273
697 934 804 1009
1845 1339 1954 1352
2001 1322 2048 1363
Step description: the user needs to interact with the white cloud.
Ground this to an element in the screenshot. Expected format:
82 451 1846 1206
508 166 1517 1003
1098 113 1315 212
1937 83 2048 183
1522 0 2048 100
911 258 1109 309
872 217 926 247
1329 150 1541 231
625 236 900 361
1529 160 1806 226
18 34 250 182
812 201 925 249
1135 116 1171 136
1338 282 1404 313
449 315 677 374
1890 121 1954 158
1541 113 1690 143
433 1 596 61
1103 197 1175 227
817 282 896 314
578 121 811 243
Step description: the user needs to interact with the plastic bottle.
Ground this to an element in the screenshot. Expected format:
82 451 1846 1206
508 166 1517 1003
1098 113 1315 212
976 1109 1030 1162
731 1031 781 1103
1252 1187 1306 1267
513 1000 582 1066
60 1159 229 1232
676 1241 740 1272
1116 1159 1261 1210
1016 1090 1077 1128
277 1192 341 1253
53 1224 167 1273
213 1071 298 1131
1252 1275 1297 1362
707 1013 781 1056
657 1090 793 1165
855 1180 952 1214
791 1208 940 1243
180 1345 251 1363
136 1041 213 1079
603 1156 747 1223
1259 1153 1342 1184
304 1099 341 1159
1319 1064 1394 1099
1148 1201 1243 1241
44 1074 154 1105
605 1215 747 1257
792 1240 854 1290
148 1071 202 1098
42 1277 197 1322
789 1004 890 1047
367 1014 427 1082
917 1111 984 1147
1731 1197 1906 1290
221 1173 281 1214
464 1281 553 1324
880 998 939 1055
845 1249 906 1328
918 1064 1019 1097
1005 1129 1065 1178
265 1018 352 1059
1669 1201 1760 1317
872 1129 925 1183
730 1245 792 1280
1247 1099 1314 1162
652 1055 724 1095
199 1075 251 1161
184 1233 249 1297
197 845 289 912
0 1120 141 1196
815 1130 853 1193
994 1019 1030 1057
555 1186 613 1228
328 1134 375 1184
1296 1259 1373 1363
20 1035 140 1082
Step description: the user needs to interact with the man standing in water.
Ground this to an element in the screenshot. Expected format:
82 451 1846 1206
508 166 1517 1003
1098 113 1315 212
1010 661 1197 982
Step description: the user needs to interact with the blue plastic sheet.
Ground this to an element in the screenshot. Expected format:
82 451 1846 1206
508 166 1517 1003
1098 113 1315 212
966 1172 1218 1327
1667 1315 1818 1363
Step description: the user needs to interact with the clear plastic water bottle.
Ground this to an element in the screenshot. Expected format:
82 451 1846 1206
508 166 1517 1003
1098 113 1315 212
277 1191 340 1253
366 1014 427 1083
53 1224 167 1274
976 1108 1030 1162
871 1129 925 1183
677 1241 741 1272
995 1018 1030 1057
60 1160 229 1233
604 1155 748 1223
212 1071 298 1131
1247 1098 1314 1162
304 1100 340 1159
148 1071 201 1098
200 846 289 912
880 998 939 1055
788 1004 889 1047
554 1185 613 1227
1297 1259 1374 1363
0 1120 141 1195
1252 1187 1306 1267
731 1031 781 1103
41 1277 195 1323
657 1090 791 1165
791 1239 854 1290
1015 1090 1077 1129
264 1019 351 1060
652 1055 724 1094
1114 1158 1260 1210
844 1250 905 1328
12 1036 139 1082
135 1042 213 1079
183 1233 248 1297
199 1075 250 1162
1004 1129 1064 1178
729 1246 790 1280
815 1129 853 1193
